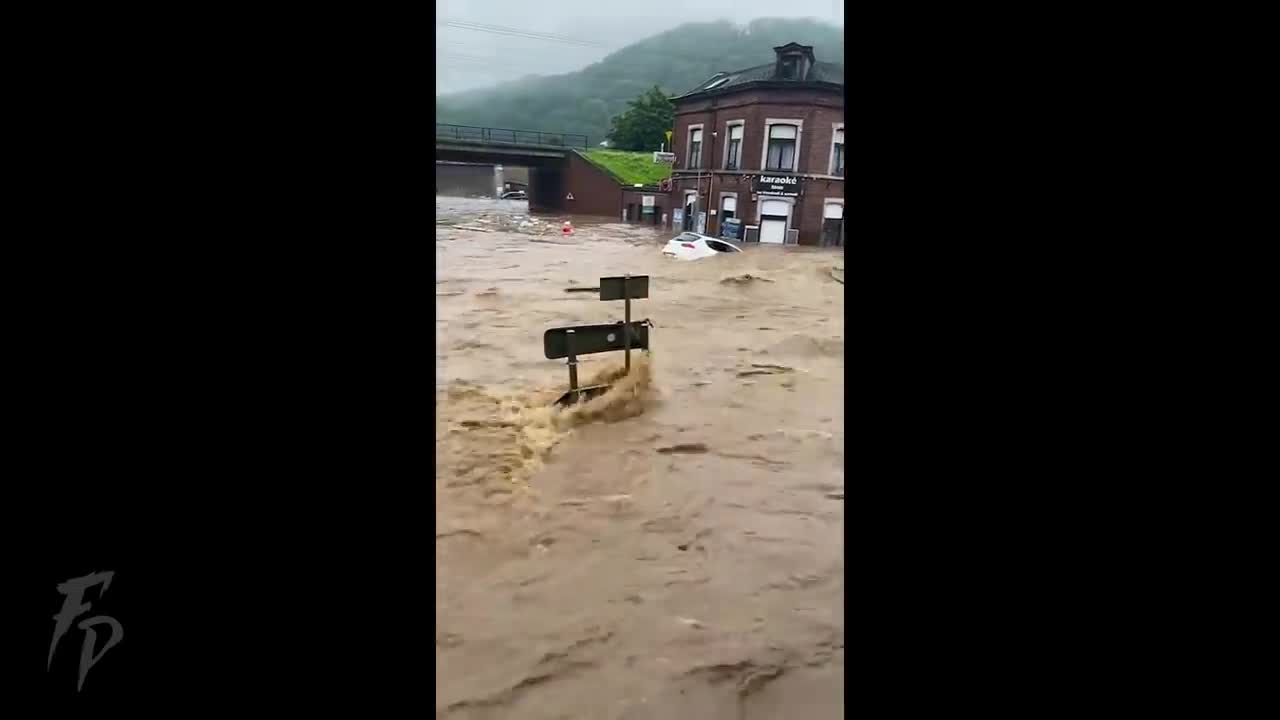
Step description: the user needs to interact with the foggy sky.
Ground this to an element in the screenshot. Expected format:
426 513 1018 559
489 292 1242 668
436 0 843 95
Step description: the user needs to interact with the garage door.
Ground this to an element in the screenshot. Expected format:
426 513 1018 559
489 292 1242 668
760 199 789 244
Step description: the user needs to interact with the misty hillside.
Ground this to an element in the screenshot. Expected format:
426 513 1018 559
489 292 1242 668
436 18 844 146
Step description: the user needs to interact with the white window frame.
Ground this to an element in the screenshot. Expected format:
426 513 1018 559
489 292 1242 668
828 122 845 176
760 118 804 173
686 123 704 169
722 120 745 170
680 190 699 230
755 195 796 227
823 198 844 219
718 191 739 219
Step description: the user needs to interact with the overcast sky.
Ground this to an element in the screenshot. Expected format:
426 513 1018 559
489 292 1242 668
436 0 843 95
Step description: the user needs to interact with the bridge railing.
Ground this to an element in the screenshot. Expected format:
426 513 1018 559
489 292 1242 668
436 124 588 149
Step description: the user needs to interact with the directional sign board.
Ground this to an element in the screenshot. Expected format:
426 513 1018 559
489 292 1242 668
598 275 649 301
544 321 650 359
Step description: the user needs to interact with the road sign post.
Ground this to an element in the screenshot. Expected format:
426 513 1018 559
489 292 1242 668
544 275 653 407
565 329 579 391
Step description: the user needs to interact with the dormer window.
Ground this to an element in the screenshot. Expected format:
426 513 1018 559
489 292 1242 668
773 43 815 82
780 56 799 80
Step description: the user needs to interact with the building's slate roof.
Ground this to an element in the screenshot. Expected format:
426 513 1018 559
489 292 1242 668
674 60 844 100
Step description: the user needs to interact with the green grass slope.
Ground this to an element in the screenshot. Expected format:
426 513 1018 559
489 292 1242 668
579 149 672 186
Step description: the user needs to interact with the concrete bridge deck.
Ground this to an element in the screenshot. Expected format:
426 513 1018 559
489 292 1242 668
435 124 589 212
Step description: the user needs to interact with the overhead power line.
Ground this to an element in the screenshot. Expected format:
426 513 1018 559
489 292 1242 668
442 19 608 46
439 19 613 49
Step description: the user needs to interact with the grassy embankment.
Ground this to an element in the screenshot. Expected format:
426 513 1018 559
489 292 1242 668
579 149 672 187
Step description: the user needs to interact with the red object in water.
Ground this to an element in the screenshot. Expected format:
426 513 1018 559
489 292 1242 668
562 221 573 234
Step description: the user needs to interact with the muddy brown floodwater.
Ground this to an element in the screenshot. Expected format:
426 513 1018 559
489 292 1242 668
436 197 845 719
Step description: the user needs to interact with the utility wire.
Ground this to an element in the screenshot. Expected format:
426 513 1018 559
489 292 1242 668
442 19 609 46
439 19 613 48
440 38 599 58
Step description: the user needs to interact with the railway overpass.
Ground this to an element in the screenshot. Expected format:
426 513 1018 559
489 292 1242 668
435 124 587 213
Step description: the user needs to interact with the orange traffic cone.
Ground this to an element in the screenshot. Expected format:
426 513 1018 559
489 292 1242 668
561 221 573 235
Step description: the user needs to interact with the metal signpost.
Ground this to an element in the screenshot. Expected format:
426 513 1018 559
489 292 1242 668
543 274 652 407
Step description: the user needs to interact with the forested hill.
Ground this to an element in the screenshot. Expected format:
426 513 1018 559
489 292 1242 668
435 18 844 146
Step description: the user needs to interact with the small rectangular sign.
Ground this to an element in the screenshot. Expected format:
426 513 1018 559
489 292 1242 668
544 321 651 359
642 195 655 207
753 174 802 197
654 151 676 164
599 275 649 301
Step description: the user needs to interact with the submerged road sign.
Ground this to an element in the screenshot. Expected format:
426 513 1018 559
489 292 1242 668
599 275 649 301
545 273 653 407
544 321 651 359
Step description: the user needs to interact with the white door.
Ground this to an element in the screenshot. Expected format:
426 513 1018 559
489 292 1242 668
760 219 787 244
760 199 789 244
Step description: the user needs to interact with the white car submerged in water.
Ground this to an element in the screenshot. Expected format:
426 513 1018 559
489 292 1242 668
661 232 743 261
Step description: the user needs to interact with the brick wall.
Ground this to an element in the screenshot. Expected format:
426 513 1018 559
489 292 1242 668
561 152 622 219
665 86 844 245
621 189 667 227
670 173 844 245
671 89 842 175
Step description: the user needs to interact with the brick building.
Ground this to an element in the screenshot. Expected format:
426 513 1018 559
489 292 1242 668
668 43 844 246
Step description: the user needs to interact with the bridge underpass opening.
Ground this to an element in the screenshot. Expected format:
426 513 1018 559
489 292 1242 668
435 124 583 213
435 162 533 200
433 154 569 214
526 166 565 215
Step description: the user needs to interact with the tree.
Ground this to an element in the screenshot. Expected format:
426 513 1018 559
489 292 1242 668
606 85 674 151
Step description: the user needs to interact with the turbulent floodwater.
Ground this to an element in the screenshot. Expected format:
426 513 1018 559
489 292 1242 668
436 197 845 719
